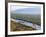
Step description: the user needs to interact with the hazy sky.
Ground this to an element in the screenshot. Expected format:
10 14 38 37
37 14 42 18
10 5 41 15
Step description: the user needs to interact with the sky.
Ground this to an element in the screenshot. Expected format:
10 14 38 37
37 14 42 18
10 5 41 15
11 5 29 11
11 5 38 11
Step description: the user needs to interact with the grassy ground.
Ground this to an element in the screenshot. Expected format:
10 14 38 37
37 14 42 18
10 20 36 31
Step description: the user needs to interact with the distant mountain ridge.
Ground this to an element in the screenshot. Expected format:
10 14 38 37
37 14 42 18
11 7 41 15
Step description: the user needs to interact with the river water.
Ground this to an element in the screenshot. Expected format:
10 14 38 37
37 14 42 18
11 18 41 30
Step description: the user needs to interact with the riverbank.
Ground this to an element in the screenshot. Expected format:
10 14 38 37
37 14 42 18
10 20 35 31
11 18 41 30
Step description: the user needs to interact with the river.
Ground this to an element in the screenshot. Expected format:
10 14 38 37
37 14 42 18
11 18 41 30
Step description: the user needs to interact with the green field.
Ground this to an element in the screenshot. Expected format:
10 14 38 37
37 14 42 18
11 13 41 26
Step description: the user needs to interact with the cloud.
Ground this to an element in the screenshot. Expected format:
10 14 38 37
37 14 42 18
10 5 39 11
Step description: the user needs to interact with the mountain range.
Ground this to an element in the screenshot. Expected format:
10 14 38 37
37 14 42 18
11 7 41 15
